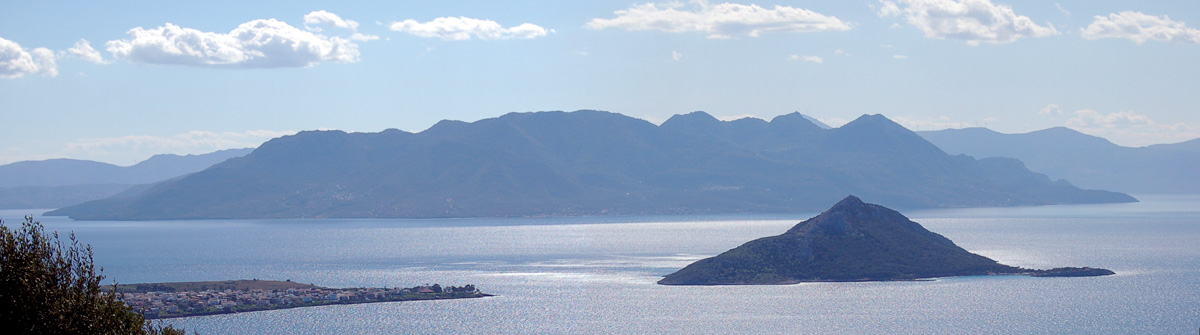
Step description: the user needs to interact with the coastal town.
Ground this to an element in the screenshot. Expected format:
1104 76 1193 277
113 280 488 319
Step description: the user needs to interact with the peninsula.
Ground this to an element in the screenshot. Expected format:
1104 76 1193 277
658 196 1114 285
109 279 490 319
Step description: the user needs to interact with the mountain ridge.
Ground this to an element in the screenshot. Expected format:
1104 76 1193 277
0 148 254 209
49 110 1134 220
919 127 1200 194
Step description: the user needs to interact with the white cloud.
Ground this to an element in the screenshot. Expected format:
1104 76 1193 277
892 54 909 59
1039 103 1062 115
1081 11 1200 45
892 115 975 130
1066 109 1200 146
672 50 683 61
819 117 850 128
878 0 1058 46
61 130 296 165
585 1 852 38
788 54 823 63
0 37 57 78
349 33 380 41
105 19 360 68
1054 3 1070 17
64 39 109 64
304 10 359 31
389 17 549 40
834 48 850 57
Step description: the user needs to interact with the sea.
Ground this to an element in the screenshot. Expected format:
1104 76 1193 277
4 195 1198 334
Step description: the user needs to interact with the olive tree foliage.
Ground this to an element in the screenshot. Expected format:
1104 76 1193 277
0 216 185 335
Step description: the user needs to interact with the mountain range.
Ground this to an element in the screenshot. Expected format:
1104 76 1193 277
47 110 1133 220
919 127 1200 194
0 149 253 209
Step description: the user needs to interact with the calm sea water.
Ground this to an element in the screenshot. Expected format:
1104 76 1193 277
5 195 1199 334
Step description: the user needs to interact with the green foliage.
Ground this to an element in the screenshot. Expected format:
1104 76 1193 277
0 216 186 334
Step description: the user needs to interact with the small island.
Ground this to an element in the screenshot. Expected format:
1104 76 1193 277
659 195 1114 285
109 279 490 319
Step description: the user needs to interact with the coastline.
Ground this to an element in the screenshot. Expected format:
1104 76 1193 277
110 280 491 320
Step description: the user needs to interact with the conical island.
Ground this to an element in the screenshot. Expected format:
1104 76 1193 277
658 196 1113 285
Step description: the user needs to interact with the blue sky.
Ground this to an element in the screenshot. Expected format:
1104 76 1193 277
2 0 1199 165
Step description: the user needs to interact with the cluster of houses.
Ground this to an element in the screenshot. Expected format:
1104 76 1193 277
119 284 473 318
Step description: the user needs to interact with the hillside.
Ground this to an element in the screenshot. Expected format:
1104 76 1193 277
919 127 1200 194
49 111 1134 220
658 196 1113 285
0 148 253 209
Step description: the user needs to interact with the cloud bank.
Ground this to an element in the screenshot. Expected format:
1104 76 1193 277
878 0 1058 45
105 19 360 68
586 1 852 38
1067 110 1200 146
61 130 296 165
389 17 549 40
1082 11 1200 44
0 37 57 78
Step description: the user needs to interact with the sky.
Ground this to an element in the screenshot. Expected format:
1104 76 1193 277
2 0 1199 165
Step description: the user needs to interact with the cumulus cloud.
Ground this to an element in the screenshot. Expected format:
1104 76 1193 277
105 19 360 68
788 54 823 63
672 50 683 61
1081 11 1200 44
349 33 380 41
62 130 296 164
304 10 360 31
892 115 977 130
1066 109 1200 146
586 1 852 38
877 0 1058 46
64 39 109 64
389 17 549 40
0 37 57 78
1039 103 1062 115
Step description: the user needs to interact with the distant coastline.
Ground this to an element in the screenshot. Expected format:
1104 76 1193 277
109 279 490 319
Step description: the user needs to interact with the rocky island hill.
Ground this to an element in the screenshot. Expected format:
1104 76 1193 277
659 196 1114 285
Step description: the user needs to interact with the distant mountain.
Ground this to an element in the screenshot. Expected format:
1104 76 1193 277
919 127 1200 194
0 148 254 187
658 196 1113 285
49 111 1133 220
0 148 253 209
800 114 832 129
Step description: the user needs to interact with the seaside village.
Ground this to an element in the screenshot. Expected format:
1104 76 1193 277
119 283 479 318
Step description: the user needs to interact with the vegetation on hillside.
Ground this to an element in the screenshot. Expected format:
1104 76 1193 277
0 216 185 334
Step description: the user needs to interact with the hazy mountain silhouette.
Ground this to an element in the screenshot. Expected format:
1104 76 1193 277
49 111 1133 220
0 148 253 209
658 196 1113 285
919 127 1200 194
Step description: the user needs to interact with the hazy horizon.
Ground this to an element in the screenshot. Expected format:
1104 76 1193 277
4 0 1199 165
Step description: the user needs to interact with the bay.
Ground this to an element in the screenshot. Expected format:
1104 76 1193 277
5 195 1199 334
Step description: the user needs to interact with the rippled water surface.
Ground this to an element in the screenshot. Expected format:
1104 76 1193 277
6 195 1199 334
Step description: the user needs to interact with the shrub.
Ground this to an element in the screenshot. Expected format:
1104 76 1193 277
0 216 185 334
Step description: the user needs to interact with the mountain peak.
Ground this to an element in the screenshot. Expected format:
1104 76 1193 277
841 114 902 130
658 196 1115 285
831 194 864 209
767 112 824 132
660 111 720 129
